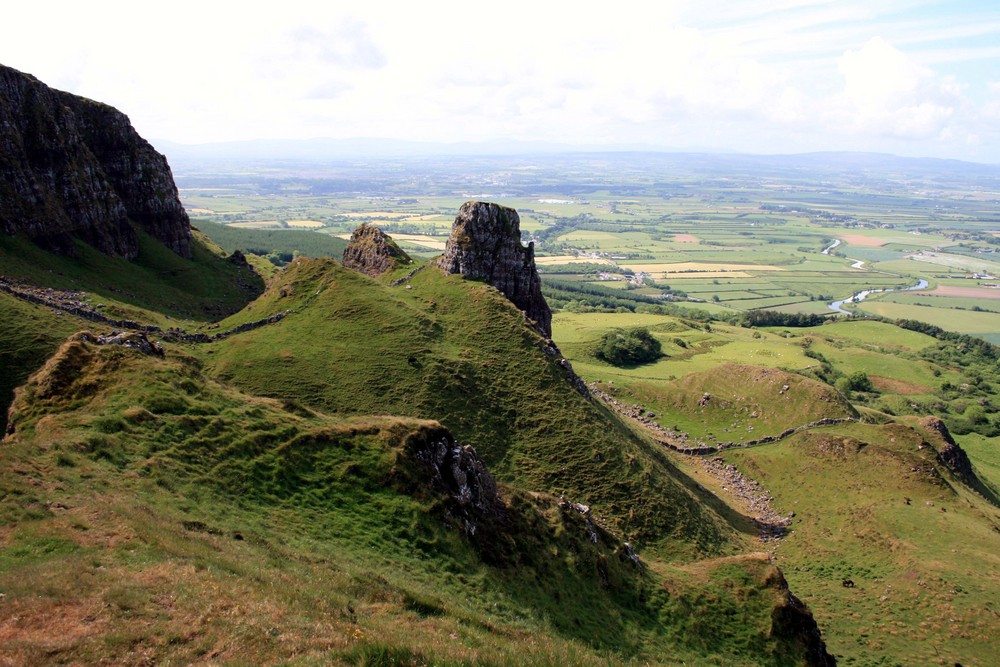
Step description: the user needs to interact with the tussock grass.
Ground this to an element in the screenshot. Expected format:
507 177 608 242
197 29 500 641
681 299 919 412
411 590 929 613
0 337 812 666
200 259 737 553
711 422 1000 665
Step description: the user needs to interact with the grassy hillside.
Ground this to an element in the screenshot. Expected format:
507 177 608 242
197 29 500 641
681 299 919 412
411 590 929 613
706 422 1000 666
551 309 1000 665
620 364 858 444
0 331 826 666
0 228 264 432
0 229 263 323
198 258 743 556
13 223 997 665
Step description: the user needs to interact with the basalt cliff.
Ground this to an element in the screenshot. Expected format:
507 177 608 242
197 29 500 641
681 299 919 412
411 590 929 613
436 200 552 337
0 64 191 258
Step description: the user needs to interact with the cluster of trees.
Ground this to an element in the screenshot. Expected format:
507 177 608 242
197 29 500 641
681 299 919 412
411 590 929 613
893 318 997 362
742 310 829 328
834 371 874 397
595 327 663 366
541 279 671 313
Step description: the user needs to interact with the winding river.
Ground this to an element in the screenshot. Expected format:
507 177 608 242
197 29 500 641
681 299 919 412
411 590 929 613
828 279 929 315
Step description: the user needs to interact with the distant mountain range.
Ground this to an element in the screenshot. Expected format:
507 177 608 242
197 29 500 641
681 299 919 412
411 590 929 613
156 136 1000 172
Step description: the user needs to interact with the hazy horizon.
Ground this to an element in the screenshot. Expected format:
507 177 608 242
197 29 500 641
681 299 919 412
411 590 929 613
154 135 1000 167
5 1 1000 163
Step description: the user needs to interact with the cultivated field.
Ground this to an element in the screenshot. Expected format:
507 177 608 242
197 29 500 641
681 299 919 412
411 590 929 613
176 152 1000 339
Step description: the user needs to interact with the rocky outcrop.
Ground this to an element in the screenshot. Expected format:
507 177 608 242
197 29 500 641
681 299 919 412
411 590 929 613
918 416 998 505
919 416 974 482
436 201 552 337
769 581 838 666
406 426 504 537
0 64 191 258
91 330 164 357
342 224 411 277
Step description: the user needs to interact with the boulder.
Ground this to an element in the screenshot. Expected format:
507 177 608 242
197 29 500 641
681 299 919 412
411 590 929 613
406 426 503 536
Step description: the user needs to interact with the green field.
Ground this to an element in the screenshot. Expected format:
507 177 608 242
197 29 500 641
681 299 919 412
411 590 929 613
178 169 1000 345
856 300 1000 342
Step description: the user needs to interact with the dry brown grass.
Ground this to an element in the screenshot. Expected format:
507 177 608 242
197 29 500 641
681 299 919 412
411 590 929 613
870 375 929 395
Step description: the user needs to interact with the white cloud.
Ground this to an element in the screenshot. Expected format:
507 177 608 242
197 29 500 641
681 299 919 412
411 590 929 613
1 0 998 159
830 37 959 139
839 37 924 109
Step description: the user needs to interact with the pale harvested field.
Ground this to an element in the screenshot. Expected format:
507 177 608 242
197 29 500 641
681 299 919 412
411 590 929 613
341 211 412 218
912 285 1000 299
286 220 325 228
838 234 888 247
535 255 615 266
228 221 282 228
673 233 700 243
390 234 447 250
187 208 214 214
620 262 784 273
402 214 452 222
658 271 755 278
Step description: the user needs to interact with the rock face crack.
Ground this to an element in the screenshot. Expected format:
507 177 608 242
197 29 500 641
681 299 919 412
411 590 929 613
436 201 552 337
0 64 191 258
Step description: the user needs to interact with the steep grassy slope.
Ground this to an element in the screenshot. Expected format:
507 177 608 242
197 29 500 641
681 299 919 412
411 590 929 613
0 332 828 666
0 228 263 323
0 228 263 432
199 258 739 554
0 291 77 433
712 422 1000 666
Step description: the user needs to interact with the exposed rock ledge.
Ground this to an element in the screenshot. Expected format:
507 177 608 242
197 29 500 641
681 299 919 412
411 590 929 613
436 201 552 337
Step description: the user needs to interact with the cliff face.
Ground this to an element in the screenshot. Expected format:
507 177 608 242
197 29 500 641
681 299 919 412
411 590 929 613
436 201 552 337
342 223 411 277
0 64 191 258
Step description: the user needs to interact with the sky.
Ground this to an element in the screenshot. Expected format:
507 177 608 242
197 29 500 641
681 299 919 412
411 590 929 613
4 0 1000 162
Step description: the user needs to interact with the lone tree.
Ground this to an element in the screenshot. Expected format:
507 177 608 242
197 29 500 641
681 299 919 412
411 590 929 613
595 327 663 366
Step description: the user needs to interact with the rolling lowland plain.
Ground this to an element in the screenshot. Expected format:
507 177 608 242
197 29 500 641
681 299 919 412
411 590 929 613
3 149 1000 666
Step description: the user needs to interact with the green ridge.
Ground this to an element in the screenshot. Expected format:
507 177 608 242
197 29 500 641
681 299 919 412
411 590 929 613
198 258 739 554
0 332 818 666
